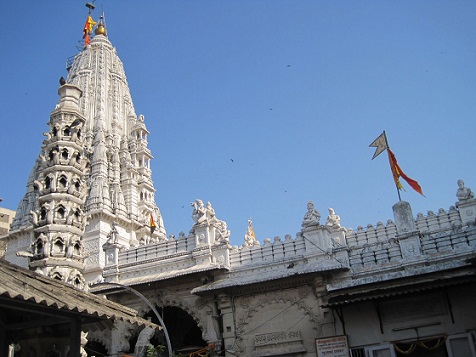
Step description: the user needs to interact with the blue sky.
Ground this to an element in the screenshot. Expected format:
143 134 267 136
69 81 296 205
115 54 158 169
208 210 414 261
1 1 475 247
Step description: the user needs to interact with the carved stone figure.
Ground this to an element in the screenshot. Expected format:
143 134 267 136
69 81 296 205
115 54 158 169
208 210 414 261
216 220 231 243
456 179 474 201
66 207 74 225
192 199 207 225
302 201 320 228
326 208 341 229
30 210 38 226
206 201 216 222
242 219 260 248
107 222 119 244
33 180 44 192
44 202 54 224
133 324 156 357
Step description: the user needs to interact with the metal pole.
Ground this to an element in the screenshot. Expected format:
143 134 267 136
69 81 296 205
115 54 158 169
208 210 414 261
93 282 173 357
383 131 402 202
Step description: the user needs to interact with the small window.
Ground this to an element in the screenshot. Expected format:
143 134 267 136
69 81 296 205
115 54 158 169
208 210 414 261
35 240 44 255
73 242 81 255
367 345 396 357
59 176 67 188
40 207 47 220
62 149 68 160
53 239 64 254
51 272 63 281
57 206 66 219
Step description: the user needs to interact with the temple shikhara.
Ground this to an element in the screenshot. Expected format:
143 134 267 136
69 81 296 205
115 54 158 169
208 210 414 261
1 8 476 357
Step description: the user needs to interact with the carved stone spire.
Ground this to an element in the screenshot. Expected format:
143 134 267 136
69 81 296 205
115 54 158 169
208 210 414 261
6 23 166 283
19 84 88 288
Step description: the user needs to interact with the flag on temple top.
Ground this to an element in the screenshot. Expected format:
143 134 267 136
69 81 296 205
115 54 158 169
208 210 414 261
387 148 425 196
150 214 156 235
83 15 96 37
369 131 387 160
83 15 96 45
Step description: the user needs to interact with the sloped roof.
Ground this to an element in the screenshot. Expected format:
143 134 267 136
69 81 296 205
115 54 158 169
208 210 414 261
323 272 476 307
192 260 346 294
0 258 156 329
116 262 227 287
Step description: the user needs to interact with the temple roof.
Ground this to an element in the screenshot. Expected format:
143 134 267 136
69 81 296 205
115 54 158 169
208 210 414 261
0 257 156 330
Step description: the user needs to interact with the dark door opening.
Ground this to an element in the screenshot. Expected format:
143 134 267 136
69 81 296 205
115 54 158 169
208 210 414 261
140 306 207 355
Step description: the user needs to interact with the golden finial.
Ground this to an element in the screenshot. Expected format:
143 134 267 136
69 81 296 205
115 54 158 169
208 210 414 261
95 12 107 36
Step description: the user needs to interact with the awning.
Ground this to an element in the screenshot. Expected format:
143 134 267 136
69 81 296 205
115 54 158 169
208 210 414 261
116 262 227 287
323 274 476 307
192 260 347 294
0 258 156 329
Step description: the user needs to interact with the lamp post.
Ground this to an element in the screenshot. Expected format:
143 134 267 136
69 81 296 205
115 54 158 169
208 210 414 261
92 282 173 357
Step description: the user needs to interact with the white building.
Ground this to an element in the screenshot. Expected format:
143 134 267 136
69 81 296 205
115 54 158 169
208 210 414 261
2 12 476 357
0 207 15 236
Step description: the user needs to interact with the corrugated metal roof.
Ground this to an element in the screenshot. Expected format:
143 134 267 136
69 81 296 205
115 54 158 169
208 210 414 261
192 261 346 294
0 259 156 328
117 262 226 287
323 275 476 307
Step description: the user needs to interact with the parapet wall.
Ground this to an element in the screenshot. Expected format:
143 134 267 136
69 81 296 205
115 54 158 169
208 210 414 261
105 195 476 284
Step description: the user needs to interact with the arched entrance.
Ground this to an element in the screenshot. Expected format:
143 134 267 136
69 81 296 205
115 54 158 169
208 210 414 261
142 306 207 354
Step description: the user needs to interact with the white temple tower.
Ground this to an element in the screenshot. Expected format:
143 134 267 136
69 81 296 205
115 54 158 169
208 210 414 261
7 17 166 284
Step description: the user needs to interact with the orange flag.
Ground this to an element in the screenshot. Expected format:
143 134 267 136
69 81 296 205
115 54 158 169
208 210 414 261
387 149 424 196
150 214 156 234
83 15 96 46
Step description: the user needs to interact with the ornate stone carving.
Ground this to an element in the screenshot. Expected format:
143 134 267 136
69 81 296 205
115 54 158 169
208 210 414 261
215 220 230 244
106 222 119 244
302 201 321 228
192 199 207 226
325 208 341 229
242 219 260 249
457 179 474 202
134 324 156 357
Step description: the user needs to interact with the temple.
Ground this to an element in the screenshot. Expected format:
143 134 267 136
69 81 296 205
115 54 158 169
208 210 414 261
2 10 476 357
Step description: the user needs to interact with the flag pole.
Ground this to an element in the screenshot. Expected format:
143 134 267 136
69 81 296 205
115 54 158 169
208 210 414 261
383 131 402 201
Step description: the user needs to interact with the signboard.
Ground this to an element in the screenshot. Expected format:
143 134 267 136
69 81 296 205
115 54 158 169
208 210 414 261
315 335 350 357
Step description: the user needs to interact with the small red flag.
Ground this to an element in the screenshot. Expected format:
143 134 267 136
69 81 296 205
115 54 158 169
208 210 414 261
387 149 424 196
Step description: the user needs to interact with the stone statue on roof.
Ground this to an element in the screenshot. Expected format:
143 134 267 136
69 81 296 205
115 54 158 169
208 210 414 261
302 201 320 228
242 219 260 249
192 199 207 225
457 179 474 202
326 208 341 229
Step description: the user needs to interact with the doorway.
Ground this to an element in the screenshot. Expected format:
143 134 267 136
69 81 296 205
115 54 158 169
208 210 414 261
394 337 448 357
142 306 207 354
